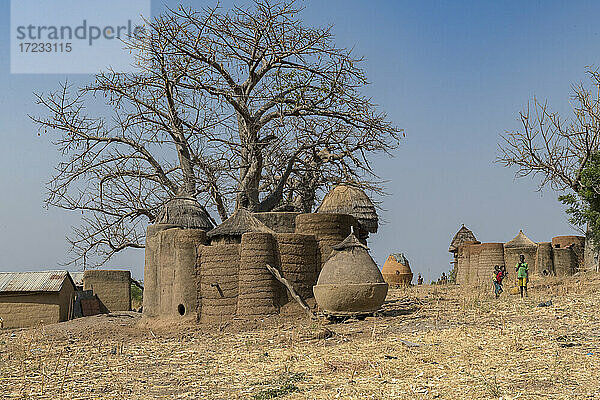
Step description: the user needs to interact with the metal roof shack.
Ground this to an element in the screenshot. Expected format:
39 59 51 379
0 270 75 293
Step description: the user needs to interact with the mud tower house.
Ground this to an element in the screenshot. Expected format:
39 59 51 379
450 225 587 287
143 185 382 322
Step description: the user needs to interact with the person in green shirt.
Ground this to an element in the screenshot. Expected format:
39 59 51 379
515 254 529 298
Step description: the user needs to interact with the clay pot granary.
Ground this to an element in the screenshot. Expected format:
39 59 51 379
449 225 477 253
207 208 275 244
381 253 413 286
313 233 388 316
317 184 378 234
155 197 214 230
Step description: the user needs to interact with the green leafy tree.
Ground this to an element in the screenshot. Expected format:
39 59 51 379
559 152 600 251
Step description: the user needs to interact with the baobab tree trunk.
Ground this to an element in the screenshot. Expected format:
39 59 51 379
237 116 263 211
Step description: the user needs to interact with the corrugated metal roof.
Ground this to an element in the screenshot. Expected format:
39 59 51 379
0 270 73 293
70 272 84 287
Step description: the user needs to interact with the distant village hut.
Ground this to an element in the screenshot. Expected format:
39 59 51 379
504 230 537 274
381 253 413 286
0 271 76 329
317 184 378 242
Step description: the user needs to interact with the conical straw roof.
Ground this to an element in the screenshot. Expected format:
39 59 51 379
155 197 214 230
449 225 477 252
504 230 536 248
207 207 274 238
317 184 378 233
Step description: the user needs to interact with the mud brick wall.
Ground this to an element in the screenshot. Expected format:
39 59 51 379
475 243 505 286
553 247 576 276
253 212 300 233
84 270 131 312
295 213 356 272
200 243 240 323
276 233 318 301
237 232 285 318
552 236 586 272
535 242 554 275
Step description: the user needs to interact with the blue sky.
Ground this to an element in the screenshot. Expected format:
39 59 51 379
1 0 598 282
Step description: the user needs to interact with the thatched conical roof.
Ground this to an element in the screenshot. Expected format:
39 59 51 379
155 197 214 230
505 230 536 248
207 207 274 238
317 185 378 233
449 225 477 252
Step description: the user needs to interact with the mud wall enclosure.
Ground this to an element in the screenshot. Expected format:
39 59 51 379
456 235 586 287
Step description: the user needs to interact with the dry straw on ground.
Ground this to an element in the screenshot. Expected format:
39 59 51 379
1 273 600 399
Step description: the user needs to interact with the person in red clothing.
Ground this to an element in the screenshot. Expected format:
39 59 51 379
492 265 507 298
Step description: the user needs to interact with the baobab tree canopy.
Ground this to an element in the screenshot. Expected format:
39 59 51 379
31 0 401 267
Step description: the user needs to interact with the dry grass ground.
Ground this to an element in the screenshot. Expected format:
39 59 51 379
1 273 600 399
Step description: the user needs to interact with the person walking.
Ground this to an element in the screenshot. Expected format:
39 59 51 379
515 254 529 298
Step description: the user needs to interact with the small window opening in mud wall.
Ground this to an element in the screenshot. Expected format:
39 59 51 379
178 304 185 316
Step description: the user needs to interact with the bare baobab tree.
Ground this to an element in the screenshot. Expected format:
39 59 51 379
498 68 600 267
32 0 402 267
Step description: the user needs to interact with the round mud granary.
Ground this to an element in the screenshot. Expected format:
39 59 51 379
295 213 356 271
200 244 241 323
313 233 388 317
381 253 413 286
143 223 177 317
276 233 318 301
237 232 285 318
